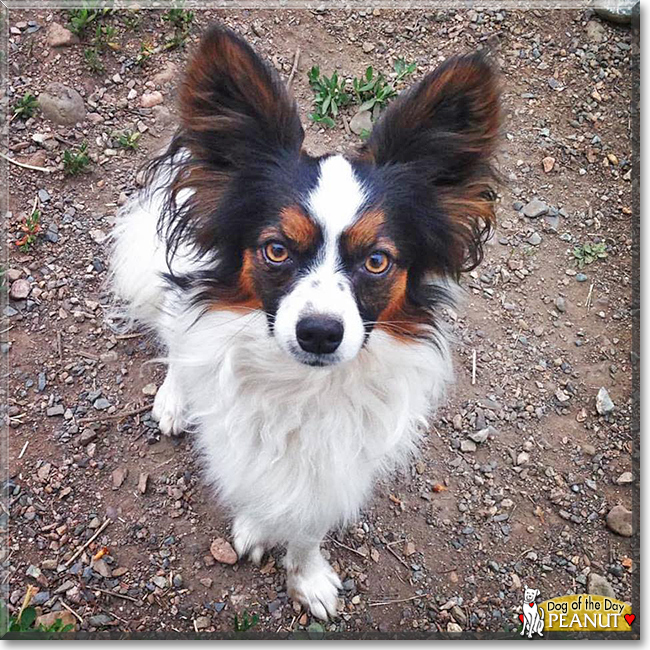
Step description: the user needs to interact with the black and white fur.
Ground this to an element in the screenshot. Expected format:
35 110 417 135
110 25 500 620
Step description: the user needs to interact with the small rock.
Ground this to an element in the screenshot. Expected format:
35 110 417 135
452 414 463 431
587 573 615 598
200 577 213 588
152 62 179 86
516 451 530 466
542 156 555 173
447 622 462 633
47 22 79 47
555 297 566 313
349 110 372 136
210 537 238 564
596 387 614 415
37 463 51 482
47 404 65 417
576 272 588 282
528 232 542 246
93 397 111 411
362 41 375 53
152 575 168 589
523 199 548 218
89 613 112 627
142 383 157 396
617 472 634 485
606 505 633 537
111 467 128 489
79 428 97 446
403 541 416 556
138 472 149 494
9 279 31 300
140 91 164 108
460 439 477 453
195 615 212 630
469 426 497 444
89 229 108 244
39 82 85 125
35 610 76 630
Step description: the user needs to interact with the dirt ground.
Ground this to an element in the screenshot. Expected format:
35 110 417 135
2 6 638 639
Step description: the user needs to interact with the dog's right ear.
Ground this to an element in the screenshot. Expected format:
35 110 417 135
179 24 304 168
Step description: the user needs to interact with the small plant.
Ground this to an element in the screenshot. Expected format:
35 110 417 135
352 59 416 113
12 93 38 120
162 7 194 30
94 23 119 51
163 31 189 51
83 47 105 74
68 8 99 36
572 242 608 268
233 610 259 633
308 66 351 128
1 599 73 638
122 9 141 31
116 129 140 151
15 207 41 251
135 42 154 67
63 143 91 176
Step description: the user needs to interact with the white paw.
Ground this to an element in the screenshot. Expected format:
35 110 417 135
151 373 185 436
286 554 341 621
232 516 266 566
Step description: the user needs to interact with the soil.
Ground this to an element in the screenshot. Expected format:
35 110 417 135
2 5 638 639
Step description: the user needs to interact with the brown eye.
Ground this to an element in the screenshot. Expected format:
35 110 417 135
364 251 391 274
264 242 289 264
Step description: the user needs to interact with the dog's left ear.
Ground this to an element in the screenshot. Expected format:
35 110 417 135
358 52 501 274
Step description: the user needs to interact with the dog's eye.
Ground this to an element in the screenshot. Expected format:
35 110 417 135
263 242 290 264
364 251 391 275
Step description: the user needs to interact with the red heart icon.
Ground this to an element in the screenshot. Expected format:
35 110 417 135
519 614 524 623
529 602 535 607
624 614 635 626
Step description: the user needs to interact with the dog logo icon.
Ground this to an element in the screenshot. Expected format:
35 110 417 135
520 585 544 638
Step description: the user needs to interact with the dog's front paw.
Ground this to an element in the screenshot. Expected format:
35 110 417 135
232 516 266 566
286 554 341 621
151 373 186 436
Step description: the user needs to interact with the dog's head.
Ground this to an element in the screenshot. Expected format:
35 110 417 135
159 25 500 367
524 586 540 603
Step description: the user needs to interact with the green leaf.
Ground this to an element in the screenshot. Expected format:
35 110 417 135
20 608 36 629
359 98 378 112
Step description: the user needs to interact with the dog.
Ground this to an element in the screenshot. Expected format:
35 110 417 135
110 24 500 620
521 586 545 638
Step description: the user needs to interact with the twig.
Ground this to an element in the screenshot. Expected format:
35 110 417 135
385 545 411 570
59 600 84 623
114 332 144 340
586 282 594 312
0 151 53 173
287 47 301 86
17 585 37 622
78 403 152 425
0 325 14 335
65 519 110 567
471 349 477 385
57 331 63 363
18 440 29 459
94 587 139 603
96 604 128 624
327 536 367 559
341 114 351 136
369 593 430 607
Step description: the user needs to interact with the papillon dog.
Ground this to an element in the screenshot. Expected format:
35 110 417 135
110 25 500 620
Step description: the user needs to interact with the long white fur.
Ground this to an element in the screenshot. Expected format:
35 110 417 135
110 154 453 620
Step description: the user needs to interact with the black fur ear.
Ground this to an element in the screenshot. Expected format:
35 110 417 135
180 24 304 167
358 52 501 274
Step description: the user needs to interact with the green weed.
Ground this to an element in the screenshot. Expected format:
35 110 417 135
233 610 259 633
12 93 38 120
116 130 141 151
572 242 608 268
63 143 91 176
83 47 105 74
0 600 73 638
352 59 416 113
308 66 351 128
15 208 40 251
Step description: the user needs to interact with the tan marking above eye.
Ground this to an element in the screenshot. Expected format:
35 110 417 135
364 251 391 274
264 242 289 263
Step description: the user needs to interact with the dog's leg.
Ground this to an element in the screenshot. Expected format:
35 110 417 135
151 365 186 436
520 619 527 636
232 515 266 566
284 542 342 621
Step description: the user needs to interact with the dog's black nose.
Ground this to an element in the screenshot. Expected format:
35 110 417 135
296 316 344 355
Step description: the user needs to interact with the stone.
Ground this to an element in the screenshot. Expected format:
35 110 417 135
555 297 566 313
452 414 463 431
210 537 238 565
39 83 85 125
152 61 179 86
35 610 76 630
606 505 633 537
195 615 211 630
587 573 615 598
447 622 462 633
111 467 128 489
542 156 555 172
349 110 373 136
138 472 149 494
142 383 157 396
596 387 614 415
617 472 634 485
79 428 97 445
516 451 530 466
47 404 65 417
140 91 164 108
9 279 30 300
46 22 79 47
362 41 375 53
93 397 111 411
469 426 497 444
152 105 173 126
523 199 548 218
460 439 476 453
586 20 607 43
152 575 168 589
528 232 542 246
89 229 108 244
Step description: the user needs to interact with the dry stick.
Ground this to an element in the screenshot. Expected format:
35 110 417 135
18 440 29 459
586 282 595 312
327 536 367 559
78 403 153 426
385 545 411 570
56 331 63 363
369 593 430 607
94 587 139 603
0 325 14 335
97 604 129 625
114 332 144 340
471 349 477 385
65 519 111 567
0 151 53 173
17 585 37 622
59 600 84 623
287 47 301 86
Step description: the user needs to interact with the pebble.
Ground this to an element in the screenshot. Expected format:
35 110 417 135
89 614 112 627
528 232 542 246
349 110 372 135
460 439 477 453
46 22 79 47
210 537 238 564
152 62 179 86
93 397 111 410
542 156 555 173
195 615 212 630
138 472 149 494
140 91 164 108
9 279 30 300
616 472 634 485
152 575 168 589
142 383 157 396
555 297 566 313
47 404 65 417
468 427 492 444
111 467 128 489
39 83 86 125
522 199 548 218
576 273 588 282
587 573 615 598
452 414 463 431
596 387 615 415
35 611 76 630
516 451 530 466
362 41 375 53
606 505 633 537
79 428 97 445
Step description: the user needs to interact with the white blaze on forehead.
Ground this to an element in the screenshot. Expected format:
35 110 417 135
307 155 367 245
